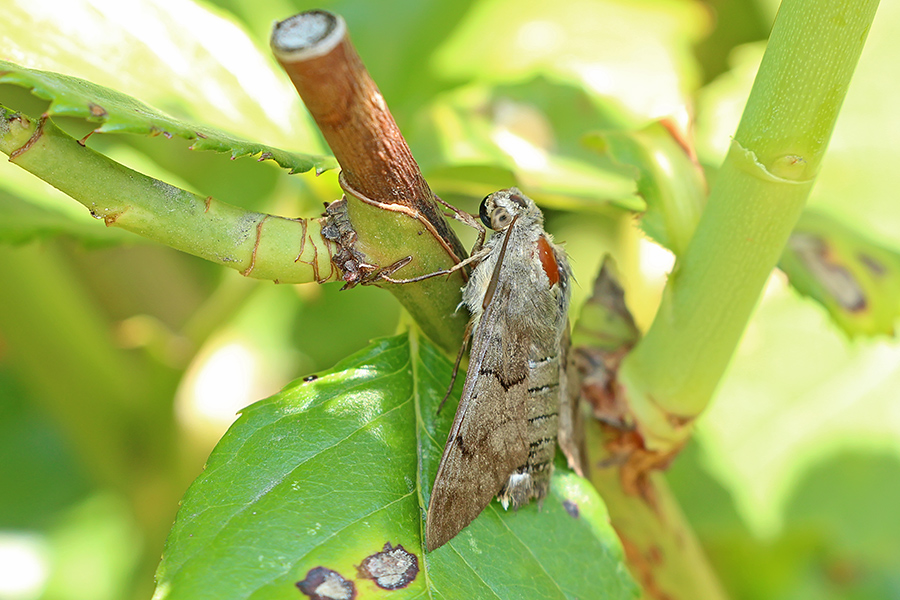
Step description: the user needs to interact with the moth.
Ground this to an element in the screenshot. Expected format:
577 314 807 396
387 188 576 551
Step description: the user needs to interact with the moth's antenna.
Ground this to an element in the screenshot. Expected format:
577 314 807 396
482 215 519 310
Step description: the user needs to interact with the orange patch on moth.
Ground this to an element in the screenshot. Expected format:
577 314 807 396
537 235 559 285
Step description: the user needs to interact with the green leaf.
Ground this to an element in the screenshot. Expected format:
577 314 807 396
584 122 706 256
430 0 709 121
695 280 900 541
155 332 638 599
0 0 322 149
416 78 645 213
779 211 900 337
0 189 134 246
0 60 336 175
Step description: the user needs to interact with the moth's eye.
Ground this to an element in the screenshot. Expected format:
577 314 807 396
479 195 492 228
490 207 512 230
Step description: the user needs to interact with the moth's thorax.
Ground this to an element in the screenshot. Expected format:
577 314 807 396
463 219 570 334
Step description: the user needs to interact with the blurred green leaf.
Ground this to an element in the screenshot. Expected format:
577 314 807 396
332 0 480 106
430 0 709 120
0 185 135 246
155 332 637 599
779 211 900 337
695 281 900 540
416 78 644 212
0 60 335 175
44 494 143 600
584 121 706 255
0 0 322 149
668 444 900 600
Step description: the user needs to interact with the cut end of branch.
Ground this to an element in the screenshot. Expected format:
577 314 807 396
270 10 346 62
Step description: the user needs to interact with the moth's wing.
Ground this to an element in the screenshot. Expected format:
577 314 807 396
425 280 529 551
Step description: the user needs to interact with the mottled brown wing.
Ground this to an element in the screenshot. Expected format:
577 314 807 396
425 278 530 551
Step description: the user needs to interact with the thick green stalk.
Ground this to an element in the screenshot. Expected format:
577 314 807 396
619 0 880 449
0 108 335 284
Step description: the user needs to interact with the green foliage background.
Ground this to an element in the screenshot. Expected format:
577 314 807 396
2 0 900 599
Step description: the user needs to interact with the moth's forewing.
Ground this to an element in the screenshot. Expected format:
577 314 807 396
424 278 530 551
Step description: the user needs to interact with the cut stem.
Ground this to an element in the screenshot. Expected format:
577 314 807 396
271 10 470 352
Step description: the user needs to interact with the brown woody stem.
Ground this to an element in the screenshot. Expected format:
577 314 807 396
270 10 469 351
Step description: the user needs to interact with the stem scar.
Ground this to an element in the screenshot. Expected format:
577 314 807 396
240 215 269 277
323 232 337 282
294 219 309 263
295 230 326 283
9 115 47 161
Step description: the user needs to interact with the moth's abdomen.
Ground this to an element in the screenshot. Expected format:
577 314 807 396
497 351 561 510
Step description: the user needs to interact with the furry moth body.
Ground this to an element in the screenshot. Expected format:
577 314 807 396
425 188 572 551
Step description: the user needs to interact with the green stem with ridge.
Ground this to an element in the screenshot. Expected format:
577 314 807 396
618 0 881 449
0 107 336 284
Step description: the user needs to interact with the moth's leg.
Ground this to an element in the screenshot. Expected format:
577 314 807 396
379 246 492 285
437 319 474 414
370 255 413 280
434 196 487 253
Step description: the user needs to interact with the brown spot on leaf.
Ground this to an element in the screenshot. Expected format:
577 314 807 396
356 542 419 590
303 375 319 382
296 567 355 600
789 233 867 312
858 253 886 276
88 103 107 118
563 499 579 518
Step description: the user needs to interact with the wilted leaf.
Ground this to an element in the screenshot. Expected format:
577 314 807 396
155 332 638 599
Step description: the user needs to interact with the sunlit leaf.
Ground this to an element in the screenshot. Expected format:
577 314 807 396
0 60 335 175
416 78 644 213
431 0 710 121
155 332 638 599
0 0 321 149
696 280 900 540
584 121 706 255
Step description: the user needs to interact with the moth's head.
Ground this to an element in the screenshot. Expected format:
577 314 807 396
478 188 542 231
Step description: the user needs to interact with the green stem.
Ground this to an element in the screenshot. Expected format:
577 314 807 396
585 422 729 600
618 0 880 448
0 107 335 284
